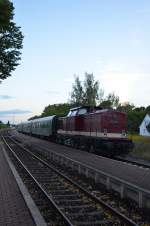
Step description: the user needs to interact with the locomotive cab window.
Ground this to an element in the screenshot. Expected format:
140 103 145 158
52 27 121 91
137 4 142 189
67 110 77 117
77 108 87 115
71 110 77 116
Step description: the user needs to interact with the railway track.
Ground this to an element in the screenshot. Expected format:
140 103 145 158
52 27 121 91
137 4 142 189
114 156 150 169
1 135 141 226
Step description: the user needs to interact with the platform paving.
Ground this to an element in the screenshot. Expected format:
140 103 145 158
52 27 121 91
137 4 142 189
0 141 36 226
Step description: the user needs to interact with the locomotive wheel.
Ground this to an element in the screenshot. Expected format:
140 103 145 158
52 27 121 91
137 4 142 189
73 139 79 149
70 139 75 148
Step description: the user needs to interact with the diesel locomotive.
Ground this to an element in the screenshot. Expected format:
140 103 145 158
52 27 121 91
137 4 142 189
17 106 133 156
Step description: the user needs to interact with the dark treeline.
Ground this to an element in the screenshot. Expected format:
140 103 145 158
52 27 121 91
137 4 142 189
29 73 150 133
118 104 150 133
0 120 10 129
29 103 71 121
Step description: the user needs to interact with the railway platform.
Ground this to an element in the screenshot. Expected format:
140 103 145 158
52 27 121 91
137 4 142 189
0 141 46 226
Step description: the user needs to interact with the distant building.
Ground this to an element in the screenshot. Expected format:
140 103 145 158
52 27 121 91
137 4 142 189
139 113 150 136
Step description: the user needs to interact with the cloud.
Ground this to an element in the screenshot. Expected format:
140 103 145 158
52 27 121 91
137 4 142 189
0 109 32 116
0 95 13 100
96 59 150 106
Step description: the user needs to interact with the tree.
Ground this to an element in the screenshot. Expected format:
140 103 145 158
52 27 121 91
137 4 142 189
28 115 41 121
145 105 150 113
107 92 119 108
7 120 10 126
117 102 146 133
0 0 23 82
0 0 14 28
117 102 135 113
100 100 112 108
42 103 71 117
70 73 102 106
83 73 100 106
100 92 119 109
28 103 72 120
70 76 84 106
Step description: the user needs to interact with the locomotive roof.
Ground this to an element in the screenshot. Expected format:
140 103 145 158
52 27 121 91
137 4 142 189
66 106 126 117
69 106 124 113
70 106 103 111
90 109 125 114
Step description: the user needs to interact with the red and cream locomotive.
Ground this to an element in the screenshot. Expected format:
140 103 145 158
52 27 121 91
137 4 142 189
57 106 133 156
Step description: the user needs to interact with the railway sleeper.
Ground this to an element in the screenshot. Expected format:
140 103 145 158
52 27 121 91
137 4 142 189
69 213 106 220
53 194 80 199
51 190 73 195
76 220 114 226
56 200 88 206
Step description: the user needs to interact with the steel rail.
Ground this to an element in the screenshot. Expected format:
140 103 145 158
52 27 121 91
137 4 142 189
2 135 74 226
4 135 139 226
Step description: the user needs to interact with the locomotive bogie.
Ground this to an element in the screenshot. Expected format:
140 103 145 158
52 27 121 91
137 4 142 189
56 132 132 156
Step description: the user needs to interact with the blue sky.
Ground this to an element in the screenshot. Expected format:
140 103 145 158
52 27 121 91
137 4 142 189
0 0 150 123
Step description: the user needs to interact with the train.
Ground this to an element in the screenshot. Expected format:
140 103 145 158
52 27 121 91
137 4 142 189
17 106 133 156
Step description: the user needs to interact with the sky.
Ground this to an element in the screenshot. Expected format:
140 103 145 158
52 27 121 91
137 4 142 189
0 0 150 123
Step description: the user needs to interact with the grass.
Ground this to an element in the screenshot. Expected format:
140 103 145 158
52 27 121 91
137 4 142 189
127 134 150 160
0 125 8 129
